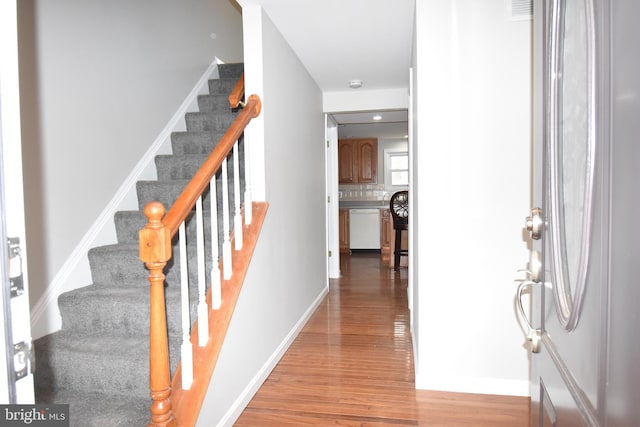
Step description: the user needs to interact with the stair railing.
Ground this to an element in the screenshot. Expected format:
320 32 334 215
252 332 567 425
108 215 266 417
139 89 261 427
228 72 245 109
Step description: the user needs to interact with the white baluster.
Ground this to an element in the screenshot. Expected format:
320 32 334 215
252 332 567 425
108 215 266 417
195 196 208 346
178 222 193 389
243 136 252 225
210 176 222 310
233 141 243 250
222 157 232 280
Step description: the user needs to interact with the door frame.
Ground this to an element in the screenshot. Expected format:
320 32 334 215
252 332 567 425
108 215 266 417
325 115 340 278
0 0 35 404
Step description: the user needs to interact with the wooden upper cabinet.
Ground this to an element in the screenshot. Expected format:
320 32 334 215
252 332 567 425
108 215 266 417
338 138 377 184
338 140 357 184
356 139 377 183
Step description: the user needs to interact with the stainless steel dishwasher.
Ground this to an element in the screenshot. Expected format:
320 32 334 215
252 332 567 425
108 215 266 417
349 209 380 249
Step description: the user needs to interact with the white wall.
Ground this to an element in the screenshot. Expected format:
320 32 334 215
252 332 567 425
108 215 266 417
196 5 329 425
411 0 531 396
17 0 243 310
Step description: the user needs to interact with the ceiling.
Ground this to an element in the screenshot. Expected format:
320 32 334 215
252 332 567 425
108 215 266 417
245 0 415 139
333 110 408 139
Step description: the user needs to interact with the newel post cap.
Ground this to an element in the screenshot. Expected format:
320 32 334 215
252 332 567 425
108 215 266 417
139 201 172 263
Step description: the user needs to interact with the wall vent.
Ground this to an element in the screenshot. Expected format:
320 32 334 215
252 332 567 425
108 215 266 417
508 0 533 21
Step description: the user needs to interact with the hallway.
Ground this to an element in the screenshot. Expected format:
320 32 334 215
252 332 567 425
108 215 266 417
235 253 529 426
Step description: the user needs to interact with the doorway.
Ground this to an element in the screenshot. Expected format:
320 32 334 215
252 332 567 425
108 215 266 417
325 109 409 279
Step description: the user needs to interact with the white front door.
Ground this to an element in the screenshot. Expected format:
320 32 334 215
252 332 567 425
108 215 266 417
0 0 35 404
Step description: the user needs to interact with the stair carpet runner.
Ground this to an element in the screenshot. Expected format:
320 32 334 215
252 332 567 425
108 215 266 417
34 63 245 427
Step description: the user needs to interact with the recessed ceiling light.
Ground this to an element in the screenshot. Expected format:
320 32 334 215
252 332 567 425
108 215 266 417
372 115 382 121
349 79 363 89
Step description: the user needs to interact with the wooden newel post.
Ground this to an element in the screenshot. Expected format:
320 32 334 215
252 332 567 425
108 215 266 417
139 201 176 427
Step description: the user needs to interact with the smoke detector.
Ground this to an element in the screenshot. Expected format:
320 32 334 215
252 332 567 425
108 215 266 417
348 79 363 89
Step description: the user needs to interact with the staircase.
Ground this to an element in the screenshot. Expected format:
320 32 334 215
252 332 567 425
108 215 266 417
34 63 247 427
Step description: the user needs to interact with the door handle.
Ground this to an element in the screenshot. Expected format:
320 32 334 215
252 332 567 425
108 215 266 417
525 208 544 240
516 280 541 353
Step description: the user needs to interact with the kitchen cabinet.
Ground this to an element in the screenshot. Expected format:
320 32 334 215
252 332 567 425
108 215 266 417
339 208 350 253
338 138 378 184
380 208 391 261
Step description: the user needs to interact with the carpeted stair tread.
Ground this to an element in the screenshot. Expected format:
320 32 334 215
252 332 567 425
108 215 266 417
136 178 241 220
114 210 226 257
155 152 243 181
114 210 147 244
89 242 214 287
136 179 189 211
155 154 208 181
217 63 244 79
171 130 229 155
207 77 237 94
136 179 233 212
185 111 236 132
88 243 163 285
198 94 234 113
36 389 149 427
57 282 197 335
34 331 154 400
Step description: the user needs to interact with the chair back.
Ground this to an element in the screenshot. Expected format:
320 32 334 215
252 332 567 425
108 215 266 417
390 191 408 229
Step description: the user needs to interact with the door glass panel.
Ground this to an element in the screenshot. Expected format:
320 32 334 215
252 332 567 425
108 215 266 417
560 0 588 294
548 0 595 330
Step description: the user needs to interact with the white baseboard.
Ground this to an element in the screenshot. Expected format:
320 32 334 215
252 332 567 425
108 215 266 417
30 58 222 339
214 286 329 427
415 373 530 397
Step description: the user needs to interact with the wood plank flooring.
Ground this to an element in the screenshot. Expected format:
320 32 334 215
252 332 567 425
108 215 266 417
235 253 530 426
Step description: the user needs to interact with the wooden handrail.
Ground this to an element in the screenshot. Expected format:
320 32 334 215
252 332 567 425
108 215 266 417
140 92 261 427
163 94 261 236
228 72 245 109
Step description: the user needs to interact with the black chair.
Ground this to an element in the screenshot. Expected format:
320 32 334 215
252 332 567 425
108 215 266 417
389 191 408 270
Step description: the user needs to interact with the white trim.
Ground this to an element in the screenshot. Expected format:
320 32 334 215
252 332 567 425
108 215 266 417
325 117 340 279
415 374 530 397
214 286 329 427
30 59 221 339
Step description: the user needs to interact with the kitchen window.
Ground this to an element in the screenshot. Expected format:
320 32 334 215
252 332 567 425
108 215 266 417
384 149 409 186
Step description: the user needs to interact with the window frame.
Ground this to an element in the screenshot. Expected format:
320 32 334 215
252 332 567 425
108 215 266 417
384 148 409 187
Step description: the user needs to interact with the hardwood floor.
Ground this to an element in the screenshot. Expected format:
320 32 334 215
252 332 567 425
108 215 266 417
235 253 530 426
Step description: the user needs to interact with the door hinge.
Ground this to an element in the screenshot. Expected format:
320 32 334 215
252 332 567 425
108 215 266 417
13 341 34 380
327 196 331 203
326 140 330 148
328 250 332 257
8 237 24 298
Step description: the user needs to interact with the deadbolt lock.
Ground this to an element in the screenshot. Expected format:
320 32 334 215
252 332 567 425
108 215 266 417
525 208 544 240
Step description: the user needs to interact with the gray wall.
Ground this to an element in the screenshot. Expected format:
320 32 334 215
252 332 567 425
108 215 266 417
17 0 243 308
196 6 328 425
